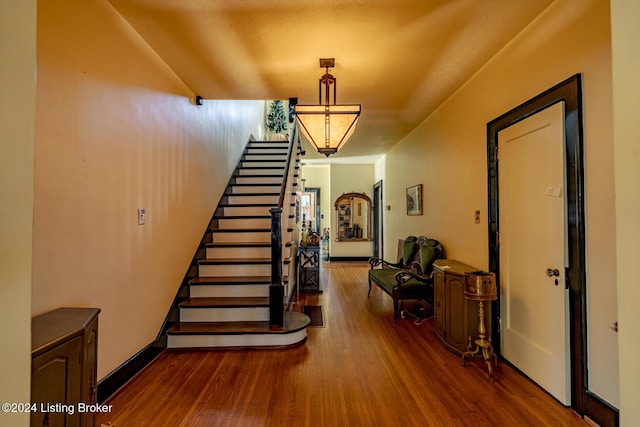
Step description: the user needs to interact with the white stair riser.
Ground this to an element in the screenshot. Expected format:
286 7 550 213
179 307 269 322
199 263 270 277
211 231 270 243
282 246 294 259
217 217 271 229
241 161 285 168
206 246 270 259
222 206 273 216
167 329 307 349
249 142 289 147
246 148 288 155
237 168 285 176
227 195 278 204
208 243 290 257
235 176 282 185
244 154 287 161
189 284 270 298
231 186 281 194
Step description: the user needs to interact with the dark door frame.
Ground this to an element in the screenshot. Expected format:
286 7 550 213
373 180 383 259
487 74 589 415
303 187 321 234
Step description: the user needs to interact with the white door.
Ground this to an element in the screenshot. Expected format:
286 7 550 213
498 102 570 405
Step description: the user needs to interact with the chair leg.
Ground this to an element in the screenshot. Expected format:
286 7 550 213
393 298 399 322
368 279 372 296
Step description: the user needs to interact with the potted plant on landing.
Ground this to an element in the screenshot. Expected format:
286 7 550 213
266 100 288 140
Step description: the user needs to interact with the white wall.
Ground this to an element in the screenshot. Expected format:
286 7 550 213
611 1 640 424
32 0 265 380
383 0 618 407
0 1 36 425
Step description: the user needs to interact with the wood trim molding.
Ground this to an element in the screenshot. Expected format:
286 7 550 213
585 391 619 427
97 343 164 403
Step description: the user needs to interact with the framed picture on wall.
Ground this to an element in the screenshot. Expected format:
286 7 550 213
406 184 423 216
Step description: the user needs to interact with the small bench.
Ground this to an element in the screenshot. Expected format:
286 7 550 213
368 236 444 321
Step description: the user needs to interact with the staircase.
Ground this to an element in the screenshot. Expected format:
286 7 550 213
166 136 309 349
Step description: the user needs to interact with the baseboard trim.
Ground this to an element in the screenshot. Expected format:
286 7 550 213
584 391 619 427
97 342 164 403
329 256 370 262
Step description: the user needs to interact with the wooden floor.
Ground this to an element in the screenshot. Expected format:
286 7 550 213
97 262 588 427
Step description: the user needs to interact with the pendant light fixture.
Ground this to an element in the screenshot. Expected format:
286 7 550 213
295 58 361 156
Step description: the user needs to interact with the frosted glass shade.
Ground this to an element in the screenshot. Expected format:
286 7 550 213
295 104 361 156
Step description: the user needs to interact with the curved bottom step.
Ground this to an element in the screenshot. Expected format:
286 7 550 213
167 311 310 350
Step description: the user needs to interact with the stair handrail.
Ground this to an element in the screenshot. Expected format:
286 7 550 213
269 124 299 327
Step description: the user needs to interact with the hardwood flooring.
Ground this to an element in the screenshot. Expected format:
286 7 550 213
97 261 588 427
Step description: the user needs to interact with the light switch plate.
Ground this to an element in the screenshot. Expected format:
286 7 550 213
138 208 145 225
545 185 562 197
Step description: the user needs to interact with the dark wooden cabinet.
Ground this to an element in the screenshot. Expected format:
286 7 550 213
433 260 490 355
433 268 446 336
31 308 100 427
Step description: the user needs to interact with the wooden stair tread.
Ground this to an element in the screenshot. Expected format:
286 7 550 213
179 297 269 308
243 154 288 157
210 228 270 232
188 276 288 285
231 183 282 187
214 215 271 219
199 257 292 265
237 166 286 169
167 312 310 335
219 203 277 207
189 276 270 285
198 257 271 264
205 241 293 248
205 242 271 247
227 192 280 196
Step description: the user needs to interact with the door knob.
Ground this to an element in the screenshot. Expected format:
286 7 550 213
546 268 560 277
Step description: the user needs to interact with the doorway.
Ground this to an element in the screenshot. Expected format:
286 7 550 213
300 188 320 234
487 75 586 413
373 181 383 259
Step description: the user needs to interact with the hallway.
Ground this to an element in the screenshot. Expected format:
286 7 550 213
97 262 587 426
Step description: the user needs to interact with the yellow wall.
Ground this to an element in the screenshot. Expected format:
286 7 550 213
611 1 640 424
383 0 618 407
0 1 36 425
32 0 265 379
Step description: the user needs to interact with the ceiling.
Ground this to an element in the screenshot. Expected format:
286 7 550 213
107 0 554 160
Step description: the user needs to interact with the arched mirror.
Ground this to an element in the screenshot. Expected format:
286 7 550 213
334 192 373 241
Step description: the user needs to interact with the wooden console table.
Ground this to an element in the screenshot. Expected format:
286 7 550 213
298 246 321 293
433 260 491 355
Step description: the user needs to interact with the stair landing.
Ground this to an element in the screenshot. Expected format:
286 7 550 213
167 311 309 350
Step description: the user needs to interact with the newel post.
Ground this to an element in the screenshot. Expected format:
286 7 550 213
269 207 284 327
